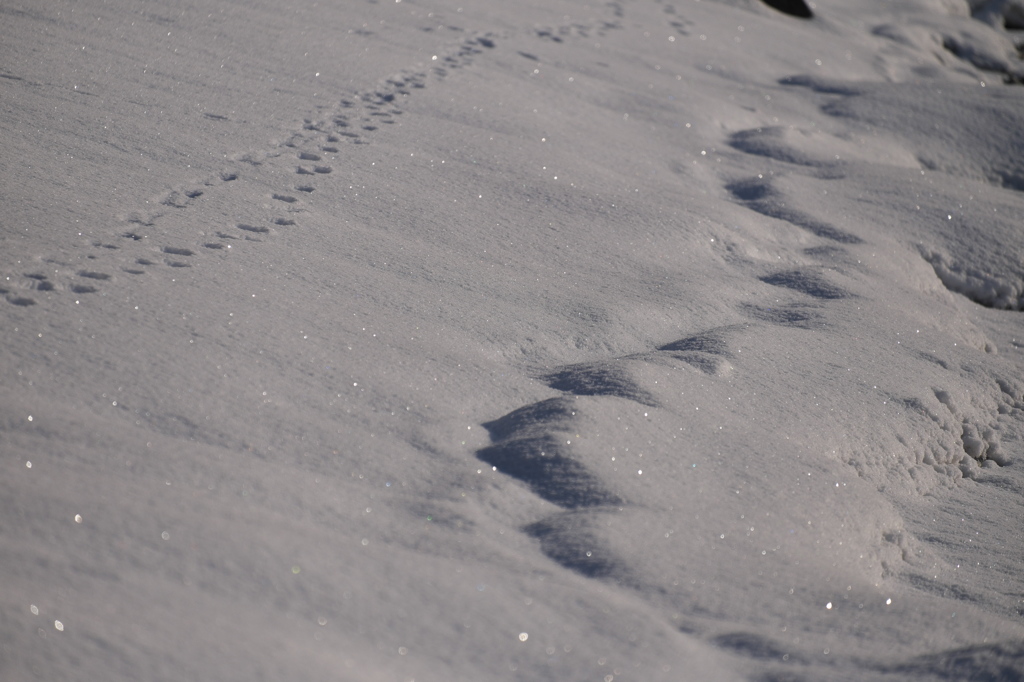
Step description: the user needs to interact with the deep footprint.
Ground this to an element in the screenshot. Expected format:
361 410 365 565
542 362 658 406
760 270 849 299
726 177 864 245
477 397 624 509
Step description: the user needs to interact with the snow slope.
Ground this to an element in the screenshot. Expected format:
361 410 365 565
2 0 1024 680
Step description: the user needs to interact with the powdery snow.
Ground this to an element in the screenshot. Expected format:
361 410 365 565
2 0 1024 680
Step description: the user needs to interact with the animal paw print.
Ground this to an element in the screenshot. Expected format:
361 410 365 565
296 149 334 176
161 188 204 208
27 28 502 311
0 273 43 306
0 264 121 305
305 33 498 145
24 273 55 292
72 270 113 292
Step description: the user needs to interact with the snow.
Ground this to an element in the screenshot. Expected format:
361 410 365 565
3 0 1024 680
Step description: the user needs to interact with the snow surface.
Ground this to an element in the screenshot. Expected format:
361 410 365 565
2 0 1024 680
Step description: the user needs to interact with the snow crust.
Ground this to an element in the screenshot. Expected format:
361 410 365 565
2 0 1024 680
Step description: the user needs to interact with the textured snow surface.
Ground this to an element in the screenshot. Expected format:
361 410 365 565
3 0 1024 680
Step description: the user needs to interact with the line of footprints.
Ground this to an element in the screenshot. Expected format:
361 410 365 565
2 31 499 309
2 3 694 309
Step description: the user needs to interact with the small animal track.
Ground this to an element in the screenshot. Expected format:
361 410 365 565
534 19 622 44
3 0 713 309
162 189 204 208
297 32 499 147
25 273 55 291
3 30 501 307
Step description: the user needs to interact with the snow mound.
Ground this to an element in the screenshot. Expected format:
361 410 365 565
922 247 1024 310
